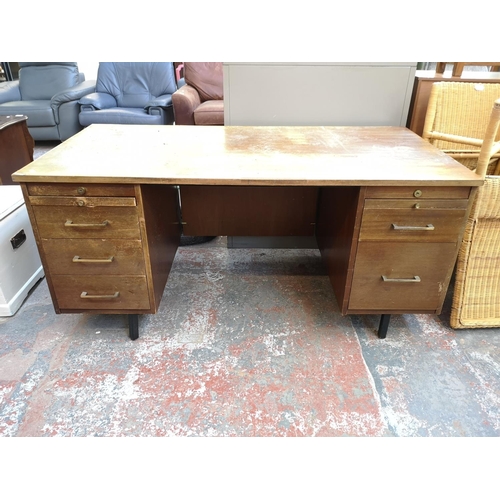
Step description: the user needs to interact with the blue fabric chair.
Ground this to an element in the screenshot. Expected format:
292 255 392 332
0 62 95 141
78 63 177 126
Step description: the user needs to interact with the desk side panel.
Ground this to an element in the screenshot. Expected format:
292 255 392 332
137 185 180 312
316 186 364 314
19 183 61 313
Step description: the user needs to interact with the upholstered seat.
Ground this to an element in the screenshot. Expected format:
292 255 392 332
78 63 177 126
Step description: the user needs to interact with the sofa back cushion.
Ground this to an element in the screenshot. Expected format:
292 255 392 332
184 62 223 102
19 63 80 100
96 63 177 108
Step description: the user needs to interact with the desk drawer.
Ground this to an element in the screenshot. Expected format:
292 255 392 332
365 186 471 199
29 196 137 208
359 199 468 242
27 183 136 197
32 205 141 239
348 241 457 311
51 275 151 311
41 239 146 275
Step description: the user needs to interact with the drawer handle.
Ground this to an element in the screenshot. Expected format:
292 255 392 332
382 275 421 283
73 256 114 264
65 220 109 228
80 291 120 299
391 223 435 231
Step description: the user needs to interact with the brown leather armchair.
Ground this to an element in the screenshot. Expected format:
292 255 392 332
172 62 224 125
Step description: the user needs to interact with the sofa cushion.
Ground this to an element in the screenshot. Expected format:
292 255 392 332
193 100 224 125
185 63 223 102
79 108 165 126
19 64 80 100
0 101 56 127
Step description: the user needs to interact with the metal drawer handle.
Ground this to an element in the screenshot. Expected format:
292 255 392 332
80 291 120 299
391 223 434 231
382 275 421 283
65 220 109 227
73 256 114 263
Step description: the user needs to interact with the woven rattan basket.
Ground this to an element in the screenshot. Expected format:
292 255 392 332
451 177 500 327
423 82 500 328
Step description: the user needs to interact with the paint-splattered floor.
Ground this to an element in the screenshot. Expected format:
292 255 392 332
1 237 499 437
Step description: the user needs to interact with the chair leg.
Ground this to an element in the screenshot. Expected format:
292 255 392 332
435 62 446 74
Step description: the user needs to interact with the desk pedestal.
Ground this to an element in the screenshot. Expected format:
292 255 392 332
20 182 475 340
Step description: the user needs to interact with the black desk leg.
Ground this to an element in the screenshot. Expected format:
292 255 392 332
128 314 139 341
378 314 391 339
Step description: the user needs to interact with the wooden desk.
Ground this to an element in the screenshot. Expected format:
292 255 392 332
0 115 34 185
12 124 483 340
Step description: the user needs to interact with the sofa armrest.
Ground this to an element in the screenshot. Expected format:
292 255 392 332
79 92 117 111
172 85 201 125
145 94 173 117
146 94 173 109
51 80 97 121
52 80 96 107
0 81 21 104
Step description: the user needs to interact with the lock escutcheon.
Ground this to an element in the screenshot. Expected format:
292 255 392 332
413 189 422 198
77 187 86 195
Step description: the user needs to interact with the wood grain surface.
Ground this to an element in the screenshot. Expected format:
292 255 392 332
12 124 483 187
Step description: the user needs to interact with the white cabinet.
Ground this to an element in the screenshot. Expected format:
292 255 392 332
223 62 417 126
0 186 44 316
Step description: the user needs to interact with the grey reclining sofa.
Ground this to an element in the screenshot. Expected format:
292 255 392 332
0 62 95 141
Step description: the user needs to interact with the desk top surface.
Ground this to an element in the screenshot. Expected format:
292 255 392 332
12 124 483 186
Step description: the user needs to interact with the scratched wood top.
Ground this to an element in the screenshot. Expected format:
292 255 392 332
12 124 483 186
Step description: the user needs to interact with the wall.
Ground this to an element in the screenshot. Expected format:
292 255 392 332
77 62 99 81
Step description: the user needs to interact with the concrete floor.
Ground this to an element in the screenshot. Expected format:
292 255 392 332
1 236 500 437
1 141 499 437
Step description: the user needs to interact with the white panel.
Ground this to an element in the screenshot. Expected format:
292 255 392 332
224 62 417 126
0 188 44 316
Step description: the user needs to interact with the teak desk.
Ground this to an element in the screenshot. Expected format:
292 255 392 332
12 124 483 340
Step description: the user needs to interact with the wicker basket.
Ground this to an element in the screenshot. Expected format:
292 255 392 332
423 82 500 328
451 177 500 327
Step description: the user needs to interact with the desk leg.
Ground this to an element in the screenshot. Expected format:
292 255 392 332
128 314 139 341
378 314 391 339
